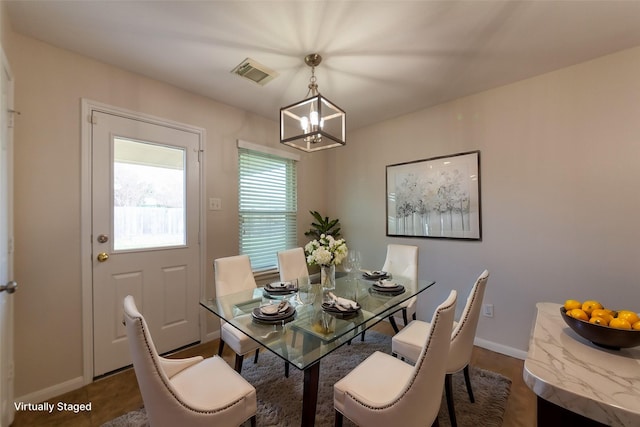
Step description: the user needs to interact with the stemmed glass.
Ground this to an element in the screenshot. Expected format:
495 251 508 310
342 256 354 278
348 250 362 275
296 276 317 305
345 250 362 301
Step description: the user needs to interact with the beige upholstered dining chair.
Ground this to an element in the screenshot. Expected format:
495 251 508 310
123 295 257 427
334 290 457 427
214 255 262 373
392 270 489 427
382 244 419 332
277 247 309 282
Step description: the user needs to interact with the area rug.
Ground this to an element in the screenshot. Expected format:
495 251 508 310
103 331 511 426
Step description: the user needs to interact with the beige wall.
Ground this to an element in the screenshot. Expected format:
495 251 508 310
2 22 328 398
331 45 640 354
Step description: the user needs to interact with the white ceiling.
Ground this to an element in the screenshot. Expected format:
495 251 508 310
7 1 640 130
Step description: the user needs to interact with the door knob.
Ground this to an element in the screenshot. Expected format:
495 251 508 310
0 281 17 294
97 252 109 262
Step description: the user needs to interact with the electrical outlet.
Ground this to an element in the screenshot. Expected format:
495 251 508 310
483 304 494 318
209 197 222 211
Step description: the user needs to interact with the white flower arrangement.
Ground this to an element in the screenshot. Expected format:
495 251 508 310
305 234 348 267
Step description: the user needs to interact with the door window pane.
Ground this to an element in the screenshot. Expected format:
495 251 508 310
113 138 186 251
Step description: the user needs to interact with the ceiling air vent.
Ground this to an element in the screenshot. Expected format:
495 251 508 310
231 58 278 86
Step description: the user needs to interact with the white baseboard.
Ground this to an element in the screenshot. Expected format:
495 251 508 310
14 376 85 405
203 330 220 343
474 337 528 360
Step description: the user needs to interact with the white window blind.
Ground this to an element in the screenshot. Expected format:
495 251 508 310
238 145 298 271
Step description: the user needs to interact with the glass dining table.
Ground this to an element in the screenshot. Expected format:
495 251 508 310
200 272 435 427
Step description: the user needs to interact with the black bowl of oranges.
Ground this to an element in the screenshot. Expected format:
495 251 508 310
561 300 640 350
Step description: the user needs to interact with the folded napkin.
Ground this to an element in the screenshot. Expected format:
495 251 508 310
328 292 359 310
264 281 297 294
260 301 289 315
375 279 399 288
268 281 291 289
361 270 388 279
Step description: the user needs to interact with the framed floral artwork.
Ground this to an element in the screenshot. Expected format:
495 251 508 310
386 150 481 240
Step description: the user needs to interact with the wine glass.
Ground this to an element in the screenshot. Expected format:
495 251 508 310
342 256 354 278
296 276 317 305
346 250 361 301
348 250 362 274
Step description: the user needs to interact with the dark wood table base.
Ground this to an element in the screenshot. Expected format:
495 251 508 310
302 362 320 427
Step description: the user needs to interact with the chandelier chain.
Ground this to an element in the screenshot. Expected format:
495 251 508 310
307 66 319 96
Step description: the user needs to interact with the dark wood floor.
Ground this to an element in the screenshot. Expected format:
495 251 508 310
11 322 536 426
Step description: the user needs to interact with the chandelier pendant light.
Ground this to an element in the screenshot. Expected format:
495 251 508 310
280 53 346 152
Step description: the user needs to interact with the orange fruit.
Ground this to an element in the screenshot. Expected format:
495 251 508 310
609 318 632 330
581 300 603 316
616 310 640 325
603 309 615 318
590 309 613 323
567 308 588 321
632 320 640 331
564 299 582 310
589 316 609 326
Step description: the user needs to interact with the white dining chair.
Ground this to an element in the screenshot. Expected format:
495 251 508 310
334 290 457 427
123 295 257 427
392 270 489 427
277 247 309 282
214 255 263 373
382 244 419 332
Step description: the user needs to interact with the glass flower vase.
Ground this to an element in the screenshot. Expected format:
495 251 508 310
321 264 336 291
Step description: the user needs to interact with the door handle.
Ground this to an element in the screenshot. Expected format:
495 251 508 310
0 281 17 294
97 253 110 262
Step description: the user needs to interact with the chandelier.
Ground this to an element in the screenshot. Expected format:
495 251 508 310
280 53 346 152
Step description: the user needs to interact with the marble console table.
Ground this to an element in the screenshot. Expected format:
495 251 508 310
524 302 640 426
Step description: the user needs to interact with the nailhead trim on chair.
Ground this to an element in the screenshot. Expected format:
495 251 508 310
126 311 249 416
343 296 457 412
450 274 488 342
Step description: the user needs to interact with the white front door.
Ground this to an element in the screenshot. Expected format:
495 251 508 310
91 111 202 376
0 51 15 427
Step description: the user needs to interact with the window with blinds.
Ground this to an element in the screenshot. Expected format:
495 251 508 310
238 145 298 271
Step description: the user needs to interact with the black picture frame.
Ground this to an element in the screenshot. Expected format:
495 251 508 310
386 150 481 240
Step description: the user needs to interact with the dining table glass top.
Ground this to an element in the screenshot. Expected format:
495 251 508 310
200 273 435 371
